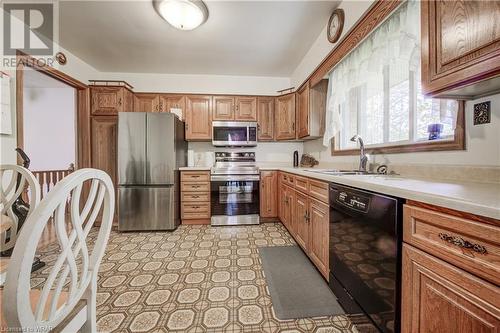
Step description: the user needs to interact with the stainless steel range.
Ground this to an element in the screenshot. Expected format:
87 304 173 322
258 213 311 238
210 152 260 226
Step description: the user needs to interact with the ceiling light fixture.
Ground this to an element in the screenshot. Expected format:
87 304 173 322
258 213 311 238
154 0 208 31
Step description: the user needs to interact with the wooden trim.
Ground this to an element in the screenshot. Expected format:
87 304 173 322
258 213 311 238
16 51 87 89
407 200 500 227
309 1 402 87
331 101 466 156
15 50 90 168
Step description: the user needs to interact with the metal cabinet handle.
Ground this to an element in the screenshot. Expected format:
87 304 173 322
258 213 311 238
191 175 200 178
159 102 163 112
192 195 199 198
438 233 487 254
192 185 200 188
118 98 122 106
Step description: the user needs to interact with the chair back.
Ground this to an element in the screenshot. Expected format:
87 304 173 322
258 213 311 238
0 164 40 252
3 168 114 331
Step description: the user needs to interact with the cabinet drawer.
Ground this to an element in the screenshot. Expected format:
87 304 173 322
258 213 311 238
181 182 210 192
309 179 329 203
182 192 210 202
294 176 309 193
403 204 500 285
181 203 210 219
181 172 210 182
280 172 295 186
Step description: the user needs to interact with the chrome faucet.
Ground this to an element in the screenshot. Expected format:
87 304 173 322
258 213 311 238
350 134 368 172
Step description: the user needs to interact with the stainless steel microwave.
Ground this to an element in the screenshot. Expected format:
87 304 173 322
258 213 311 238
212 121 258 147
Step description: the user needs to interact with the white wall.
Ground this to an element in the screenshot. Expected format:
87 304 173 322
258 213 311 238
303 94 500 167
102 72 289 96
23 87 76 170
188 141 303 167
290 0 374 87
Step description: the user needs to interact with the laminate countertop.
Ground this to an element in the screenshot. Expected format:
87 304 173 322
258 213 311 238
179 165 499 220
262 167 500 220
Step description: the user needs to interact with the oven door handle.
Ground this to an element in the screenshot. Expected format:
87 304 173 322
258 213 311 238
211 175 260 182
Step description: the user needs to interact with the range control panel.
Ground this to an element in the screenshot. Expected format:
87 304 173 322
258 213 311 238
335 191 370 213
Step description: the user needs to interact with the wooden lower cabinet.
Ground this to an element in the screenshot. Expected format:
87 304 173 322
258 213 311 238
294 191 309 250
277 172 329 280
402 244 500 333
308 198 329 278
180 171 211 224
91 116 118 220
91 117 117 188
260 171 278 218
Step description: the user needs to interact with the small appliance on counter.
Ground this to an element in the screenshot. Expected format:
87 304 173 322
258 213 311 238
293 150 299 167
210 152 260 226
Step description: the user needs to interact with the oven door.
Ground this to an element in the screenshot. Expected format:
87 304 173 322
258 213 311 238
212 121 257 147
211 175 260 216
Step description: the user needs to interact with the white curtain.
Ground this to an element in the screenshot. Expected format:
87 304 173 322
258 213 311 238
323 0 420 147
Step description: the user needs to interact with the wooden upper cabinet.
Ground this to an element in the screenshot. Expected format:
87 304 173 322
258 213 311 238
185 95 212 141
296 80 328 139
160 94 186 119
421 0 500 98
402 244 500 333
235 96 257 121
91 86 134 115
260 171 278 218
213 96 235 120
134 93 160 112
275 93 296 140
257 97 275 141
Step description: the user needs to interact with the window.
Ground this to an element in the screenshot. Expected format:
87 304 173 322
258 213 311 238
323 0 463 153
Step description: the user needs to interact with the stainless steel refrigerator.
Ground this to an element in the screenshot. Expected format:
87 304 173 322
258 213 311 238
118 112 187 231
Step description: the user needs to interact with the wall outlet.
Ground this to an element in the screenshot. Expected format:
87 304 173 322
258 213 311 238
473 101 491 125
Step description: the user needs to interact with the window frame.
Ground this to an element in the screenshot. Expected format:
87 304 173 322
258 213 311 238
331 101 465 156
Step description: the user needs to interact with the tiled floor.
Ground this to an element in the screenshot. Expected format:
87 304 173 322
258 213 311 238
34 223 363 332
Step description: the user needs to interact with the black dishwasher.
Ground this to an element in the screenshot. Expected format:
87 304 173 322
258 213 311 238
329 183 403 333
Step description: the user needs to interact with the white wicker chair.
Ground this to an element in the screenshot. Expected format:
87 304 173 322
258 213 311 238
0 164 41 254
2 168 115 333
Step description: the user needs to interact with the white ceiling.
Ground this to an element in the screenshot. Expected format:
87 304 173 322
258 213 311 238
59 1 340 76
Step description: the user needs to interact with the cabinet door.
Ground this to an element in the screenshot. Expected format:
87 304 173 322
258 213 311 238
213 96 235 120
185 95 212 140
309 198 329 279
134 93 160 112
421 1 500 97
294 191 309 250
278 175 287 226
260 171 278 218
124 89 135 112
257 97 275 141
160 95 186 119
296 84 310 138
235 96 257 121
402 244 500 333
91 87 124 115
275 93 296 140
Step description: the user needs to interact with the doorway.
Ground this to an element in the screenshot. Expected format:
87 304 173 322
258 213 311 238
22 69 76 197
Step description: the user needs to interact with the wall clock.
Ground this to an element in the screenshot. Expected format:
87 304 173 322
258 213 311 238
327 8 345 44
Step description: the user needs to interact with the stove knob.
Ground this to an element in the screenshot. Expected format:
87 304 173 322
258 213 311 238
244 153 249 157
